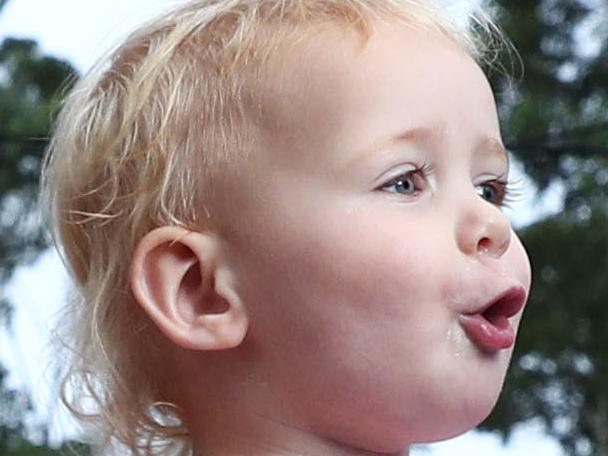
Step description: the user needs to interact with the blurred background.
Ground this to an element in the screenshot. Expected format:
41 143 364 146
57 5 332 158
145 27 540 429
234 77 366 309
0 0 606 454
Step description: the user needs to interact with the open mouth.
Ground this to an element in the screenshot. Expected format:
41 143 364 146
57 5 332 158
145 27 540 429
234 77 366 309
458 287 527 353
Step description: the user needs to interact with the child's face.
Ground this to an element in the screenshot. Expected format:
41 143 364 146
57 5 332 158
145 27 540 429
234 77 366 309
218 22 531 450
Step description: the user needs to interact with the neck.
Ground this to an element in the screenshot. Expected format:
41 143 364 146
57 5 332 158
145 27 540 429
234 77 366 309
174 348 410 456
185 402 409 456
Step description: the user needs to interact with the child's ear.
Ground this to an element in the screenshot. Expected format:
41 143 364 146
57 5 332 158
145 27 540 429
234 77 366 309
130 226 248 351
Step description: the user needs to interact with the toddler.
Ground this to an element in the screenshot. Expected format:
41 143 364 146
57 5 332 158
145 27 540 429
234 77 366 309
42 0 532 455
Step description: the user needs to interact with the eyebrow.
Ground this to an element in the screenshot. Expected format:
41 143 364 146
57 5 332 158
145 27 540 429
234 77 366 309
350 126 509 167
346 126 441 168
477 137 509 167
378 126 443 152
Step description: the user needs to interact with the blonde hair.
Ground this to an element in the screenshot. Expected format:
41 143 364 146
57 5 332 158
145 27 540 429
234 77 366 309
41 0 508 454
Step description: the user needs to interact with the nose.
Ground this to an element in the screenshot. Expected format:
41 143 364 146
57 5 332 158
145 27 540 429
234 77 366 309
455 194 512 258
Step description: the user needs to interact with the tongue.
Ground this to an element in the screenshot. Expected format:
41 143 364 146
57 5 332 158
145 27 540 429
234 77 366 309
483 311 510 330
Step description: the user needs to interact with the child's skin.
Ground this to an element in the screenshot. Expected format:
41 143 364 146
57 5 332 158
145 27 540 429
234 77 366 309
130 20 532 456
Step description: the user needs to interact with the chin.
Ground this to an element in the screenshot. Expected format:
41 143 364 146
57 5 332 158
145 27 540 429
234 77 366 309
408 372 507 444
407 406 496 446
332 389 504 455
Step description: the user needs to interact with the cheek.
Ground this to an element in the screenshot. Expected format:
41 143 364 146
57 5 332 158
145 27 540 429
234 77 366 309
503 232 532 330
236 202 449 377
269 209 440 322
508 231 532 291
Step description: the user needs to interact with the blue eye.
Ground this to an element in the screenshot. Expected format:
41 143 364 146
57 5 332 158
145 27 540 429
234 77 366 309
379 166 430 196
384 174 417 195
476 180 508 206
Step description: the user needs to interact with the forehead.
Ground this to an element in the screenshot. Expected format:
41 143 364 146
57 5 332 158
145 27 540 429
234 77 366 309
253 21 499 168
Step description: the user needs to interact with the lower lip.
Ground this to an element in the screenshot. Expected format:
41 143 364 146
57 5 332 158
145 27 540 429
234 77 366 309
458 313 515 352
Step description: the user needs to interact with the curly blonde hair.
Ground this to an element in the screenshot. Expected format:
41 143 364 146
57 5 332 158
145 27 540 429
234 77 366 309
41 0 508 453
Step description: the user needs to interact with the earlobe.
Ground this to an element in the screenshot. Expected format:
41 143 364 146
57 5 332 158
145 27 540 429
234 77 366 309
130 226 248 351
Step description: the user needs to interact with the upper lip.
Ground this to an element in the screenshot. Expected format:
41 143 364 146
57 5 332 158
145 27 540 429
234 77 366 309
463 286 528 319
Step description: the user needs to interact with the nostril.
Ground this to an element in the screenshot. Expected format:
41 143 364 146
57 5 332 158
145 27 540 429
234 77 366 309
477 237 492 253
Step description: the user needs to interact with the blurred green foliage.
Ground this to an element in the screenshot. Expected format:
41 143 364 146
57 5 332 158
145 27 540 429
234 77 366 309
0 37 76 281
0 3 80 452
2 445 90 456
1 366 91 455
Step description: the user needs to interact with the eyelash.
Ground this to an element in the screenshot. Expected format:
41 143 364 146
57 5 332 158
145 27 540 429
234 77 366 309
489 176 525 209
378 165 522 208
